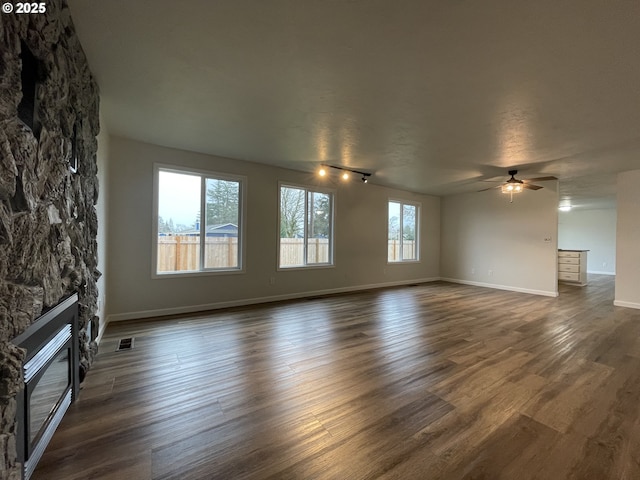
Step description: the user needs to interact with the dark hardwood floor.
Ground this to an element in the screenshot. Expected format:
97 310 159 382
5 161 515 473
34 275 640 479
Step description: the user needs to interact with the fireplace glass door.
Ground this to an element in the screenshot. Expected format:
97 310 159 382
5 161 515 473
28 347 71 445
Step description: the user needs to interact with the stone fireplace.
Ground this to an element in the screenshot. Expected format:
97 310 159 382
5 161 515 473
0 2 101 479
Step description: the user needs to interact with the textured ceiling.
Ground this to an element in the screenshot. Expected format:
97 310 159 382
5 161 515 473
68 0 640 209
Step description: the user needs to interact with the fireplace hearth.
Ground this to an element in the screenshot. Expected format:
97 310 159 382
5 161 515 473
12 293 80 480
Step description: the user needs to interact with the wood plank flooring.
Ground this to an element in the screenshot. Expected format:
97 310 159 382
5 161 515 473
34 276 640 479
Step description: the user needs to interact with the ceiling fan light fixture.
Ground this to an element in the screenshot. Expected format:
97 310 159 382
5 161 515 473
501 170 524 196
501 183 523 194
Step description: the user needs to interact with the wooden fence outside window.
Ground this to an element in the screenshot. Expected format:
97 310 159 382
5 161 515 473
157 236 238 271
388 239 417 262
157 236 417 272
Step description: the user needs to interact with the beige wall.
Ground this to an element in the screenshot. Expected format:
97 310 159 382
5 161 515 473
615 169 640 309
96 116 110 340
106 136 440 321
440 181 559 296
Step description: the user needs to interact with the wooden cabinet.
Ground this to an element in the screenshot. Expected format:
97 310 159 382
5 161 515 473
558 250 588 286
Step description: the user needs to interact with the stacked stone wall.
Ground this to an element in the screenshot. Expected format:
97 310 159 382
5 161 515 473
0 2 100 478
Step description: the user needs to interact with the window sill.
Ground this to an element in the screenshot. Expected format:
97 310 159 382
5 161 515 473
277 264 335 272
152 268 245 279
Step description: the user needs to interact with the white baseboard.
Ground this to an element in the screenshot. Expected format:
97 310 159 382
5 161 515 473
106 277 441 322
587 271 616 275
614 300 640 310
440 278 558 298
95 321 109 345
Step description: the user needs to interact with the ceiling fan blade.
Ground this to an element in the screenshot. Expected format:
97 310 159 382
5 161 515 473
523 176 557 182
523 183 543 190
478 185 500 192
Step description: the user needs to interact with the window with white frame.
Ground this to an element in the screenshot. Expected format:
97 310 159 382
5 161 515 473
154 166 244 275
388 200 419 262
279 184 334 268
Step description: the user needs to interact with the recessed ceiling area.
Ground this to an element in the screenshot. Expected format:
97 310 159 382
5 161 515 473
68 0 640 207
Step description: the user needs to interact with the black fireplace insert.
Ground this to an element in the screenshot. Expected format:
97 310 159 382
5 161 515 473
12 293 79 480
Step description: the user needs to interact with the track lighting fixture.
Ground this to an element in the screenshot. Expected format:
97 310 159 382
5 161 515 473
317 164 372 183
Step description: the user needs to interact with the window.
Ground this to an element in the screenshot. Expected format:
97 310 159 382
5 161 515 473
154 166 244 275
388 200 419 262
279 184 334 268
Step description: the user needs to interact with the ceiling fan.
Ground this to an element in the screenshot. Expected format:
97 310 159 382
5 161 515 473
478 170 557 202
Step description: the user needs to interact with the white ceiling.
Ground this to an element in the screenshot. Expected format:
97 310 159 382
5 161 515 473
68 0 640 209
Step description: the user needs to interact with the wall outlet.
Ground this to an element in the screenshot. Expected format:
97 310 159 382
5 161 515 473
471 268 475 275
543 237 552 243
269 277 276 285
488 269 493 276
603 262 607 267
